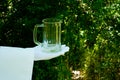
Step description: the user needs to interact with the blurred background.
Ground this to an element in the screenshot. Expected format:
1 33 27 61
0 0 120 80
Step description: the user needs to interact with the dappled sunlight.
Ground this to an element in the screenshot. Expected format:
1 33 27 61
71 70 84 80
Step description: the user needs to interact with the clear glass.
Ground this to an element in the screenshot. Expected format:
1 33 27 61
33 18 61 52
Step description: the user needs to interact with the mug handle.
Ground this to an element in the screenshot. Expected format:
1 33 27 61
33 24 44 45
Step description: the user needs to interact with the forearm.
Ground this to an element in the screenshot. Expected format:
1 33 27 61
0 45 69 61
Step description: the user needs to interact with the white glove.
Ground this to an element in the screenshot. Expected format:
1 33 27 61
34 45 69 61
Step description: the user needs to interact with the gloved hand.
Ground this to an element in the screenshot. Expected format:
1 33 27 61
34 45 69 61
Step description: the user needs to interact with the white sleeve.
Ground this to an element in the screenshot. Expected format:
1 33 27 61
0 46 34 80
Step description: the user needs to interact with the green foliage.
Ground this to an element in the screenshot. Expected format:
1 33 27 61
0 0 120 80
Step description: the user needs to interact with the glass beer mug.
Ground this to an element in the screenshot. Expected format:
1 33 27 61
33 18 62 52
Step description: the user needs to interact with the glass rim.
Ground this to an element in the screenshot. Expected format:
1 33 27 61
42 18 62 24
